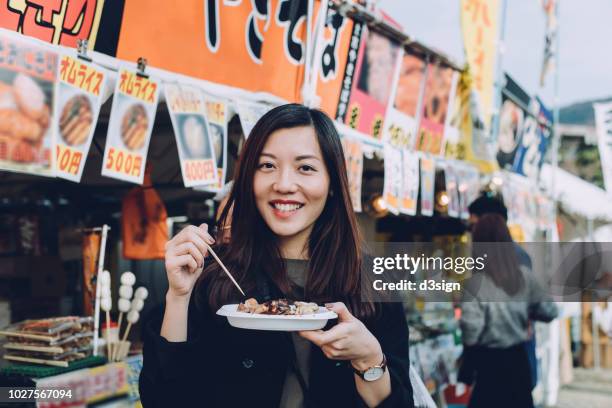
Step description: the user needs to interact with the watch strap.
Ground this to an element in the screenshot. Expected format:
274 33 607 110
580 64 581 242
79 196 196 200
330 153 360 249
352 354 387 379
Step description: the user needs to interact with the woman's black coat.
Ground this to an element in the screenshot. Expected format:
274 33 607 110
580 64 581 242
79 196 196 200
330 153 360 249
139 270 414 407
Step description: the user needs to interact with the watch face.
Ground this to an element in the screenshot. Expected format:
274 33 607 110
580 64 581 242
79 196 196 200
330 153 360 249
363 367 384 382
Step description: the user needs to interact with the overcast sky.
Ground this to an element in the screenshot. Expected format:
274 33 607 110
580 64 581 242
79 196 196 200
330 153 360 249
379 0 612 108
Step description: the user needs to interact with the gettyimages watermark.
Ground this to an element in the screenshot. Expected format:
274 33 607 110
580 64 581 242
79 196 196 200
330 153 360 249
361 242 612 302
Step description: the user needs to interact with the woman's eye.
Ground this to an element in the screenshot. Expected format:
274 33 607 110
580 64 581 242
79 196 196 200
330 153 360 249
299 164 316 172
257 162 275 170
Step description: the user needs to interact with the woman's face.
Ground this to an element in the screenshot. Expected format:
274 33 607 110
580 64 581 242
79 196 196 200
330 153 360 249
253 126 330 242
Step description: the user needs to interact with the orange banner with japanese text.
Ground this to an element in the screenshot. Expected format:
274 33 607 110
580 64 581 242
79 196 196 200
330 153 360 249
115 0 316 103
0 0 106 49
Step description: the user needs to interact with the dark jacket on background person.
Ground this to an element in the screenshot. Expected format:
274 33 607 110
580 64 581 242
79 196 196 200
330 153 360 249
139 268 414 408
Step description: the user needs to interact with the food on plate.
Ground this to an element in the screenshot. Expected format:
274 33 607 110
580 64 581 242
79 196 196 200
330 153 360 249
60 94 93 146
121 103 148 151
237 298 320 315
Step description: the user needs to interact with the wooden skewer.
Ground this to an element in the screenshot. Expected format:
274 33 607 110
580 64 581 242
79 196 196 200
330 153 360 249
105 311 111 360
112 313 124 362
205 243 245 296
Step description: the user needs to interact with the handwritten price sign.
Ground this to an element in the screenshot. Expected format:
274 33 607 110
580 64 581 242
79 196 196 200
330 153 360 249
59 56 104 96
118 70 157 103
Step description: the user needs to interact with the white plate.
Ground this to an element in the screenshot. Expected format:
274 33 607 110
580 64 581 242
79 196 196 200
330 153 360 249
216 304 338 331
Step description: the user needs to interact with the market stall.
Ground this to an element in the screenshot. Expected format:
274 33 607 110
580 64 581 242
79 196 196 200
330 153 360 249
0 1 564 407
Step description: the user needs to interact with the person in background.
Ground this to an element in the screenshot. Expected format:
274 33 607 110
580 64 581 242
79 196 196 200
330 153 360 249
460 214 558 408
467 194 538 390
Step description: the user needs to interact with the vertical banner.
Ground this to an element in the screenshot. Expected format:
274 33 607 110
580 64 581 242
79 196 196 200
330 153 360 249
101 68 159 185
203 97 228 191
420 155 436 216
594 102 612 194
400 150 420 216
461 0 499 129
236 100 273 139
341 25 401 139
341 138 363 212
315 1 354 118
383 49 427 149
55 55 106 182
165 84 217 187
540 0 557 87
0 32 57 177
336 21 364 125
445 163 460 218
383 144 402 214
415 63 456 155
512 97 552 179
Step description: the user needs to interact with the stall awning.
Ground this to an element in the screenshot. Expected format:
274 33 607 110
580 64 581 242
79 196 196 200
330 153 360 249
540 164 612 221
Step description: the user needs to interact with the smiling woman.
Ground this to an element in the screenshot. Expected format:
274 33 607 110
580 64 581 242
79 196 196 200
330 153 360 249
139 104 414 408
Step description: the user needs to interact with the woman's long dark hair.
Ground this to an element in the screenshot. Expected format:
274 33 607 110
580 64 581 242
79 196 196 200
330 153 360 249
472 214 525 296
197 104 375 319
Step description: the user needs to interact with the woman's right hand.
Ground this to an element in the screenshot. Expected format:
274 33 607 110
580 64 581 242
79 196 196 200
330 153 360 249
164 224 215 299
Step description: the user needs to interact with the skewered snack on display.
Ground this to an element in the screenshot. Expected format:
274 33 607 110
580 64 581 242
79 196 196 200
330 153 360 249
237 298 319 315
0 317 94 367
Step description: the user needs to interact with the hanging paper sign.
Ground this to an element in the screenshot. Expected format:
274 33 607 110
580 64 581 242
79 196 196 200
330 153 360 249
400 150 420 216
420 156 435 216
445 163 460 218
497 74 531 170
458 166 479 219
383 144 402 214
383 49 427 149
237 101 273 139
340 23 401 139
101 68 159 184
315 2 355 118
165 84 217 187
415 63 456 155
54 55 106 182
0 31 58 177
201 98 228 192
341 137 363 212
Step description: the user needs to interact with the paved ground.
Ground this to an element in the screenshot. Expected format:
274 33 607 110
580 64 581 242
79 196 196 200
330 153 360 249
552 368 612 408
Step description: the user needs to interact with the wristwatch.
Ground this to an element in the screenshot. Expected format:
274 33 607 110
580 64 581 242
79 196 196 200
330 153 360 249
352 354 387 382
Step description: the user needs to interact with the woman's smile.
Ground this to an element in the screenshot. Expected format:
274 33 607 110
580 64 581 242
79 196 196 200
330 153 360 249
269 199 305 219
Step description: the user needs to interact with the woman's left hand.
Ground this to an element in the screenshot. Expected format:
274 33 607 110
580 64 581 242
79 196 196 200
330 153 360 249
299 302 383 371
